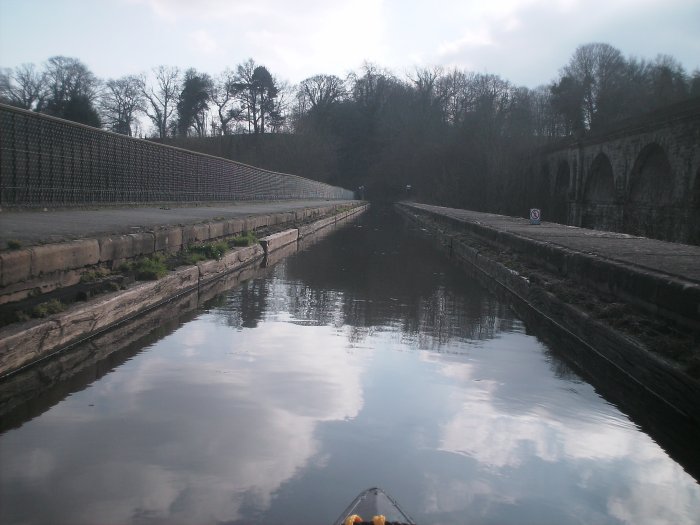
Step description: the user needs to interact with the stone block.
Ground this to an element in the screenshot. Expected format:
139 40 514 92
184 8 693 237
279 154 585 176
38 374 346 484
237 244 264 265
130 232 155 257
224 219 245 236
154 228 183 253
259 229 299 255
30 240 100 276
244 216 260 231
0 319 56 374
99 235 133 262
274 212 293 225
209 222 224 240
0 249 31 286
263 240 298 267
299 215 336 237
197 250 240 282
193 224 210 244
182 224 210 245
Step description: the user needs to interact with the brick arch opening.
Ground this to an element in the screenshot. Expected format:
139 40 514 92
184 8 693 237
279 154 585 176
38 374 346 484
552 160 570 224
582 153 618 230
624 143 677 240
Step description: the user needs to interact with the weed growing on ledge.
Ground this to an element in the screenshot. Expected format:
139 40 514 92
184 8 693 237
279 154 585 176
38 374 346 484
230 232 257 247
184 241 229 264
120 255 169 280
80 268 111 283
32 299 66 318
6 239 22 250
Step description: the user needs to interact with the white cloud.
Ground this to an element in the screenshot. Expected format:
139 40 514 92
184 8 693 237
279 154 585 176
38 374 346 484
437 29 495 56
189 30 218 55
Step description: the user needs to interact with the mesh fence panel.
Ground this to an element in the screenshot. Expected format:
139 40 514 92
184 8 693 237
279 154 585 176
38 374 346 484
0 104 355 206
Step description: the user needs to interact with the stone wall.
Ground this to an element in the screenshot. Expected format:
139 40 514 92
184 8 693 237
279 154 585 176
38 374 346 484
0 204 369 377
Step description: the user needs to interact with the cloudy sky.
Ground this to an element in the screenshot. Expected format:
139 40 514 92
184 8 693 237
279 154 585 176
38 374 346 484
1 0 699 88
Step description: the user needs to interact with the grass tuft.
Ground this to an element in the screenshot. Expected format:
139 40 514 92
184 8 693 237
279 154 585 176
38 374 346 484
230 232 258 247
182 241 230 264
32 299 66 318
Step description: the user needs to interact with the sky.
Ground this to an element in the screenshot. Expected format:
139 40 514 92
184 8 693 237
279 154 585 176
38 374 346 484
1 0 699 88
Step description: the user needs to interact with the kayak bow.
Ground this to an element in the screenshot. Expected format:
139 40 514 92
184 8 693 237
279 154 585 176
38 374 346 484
334 487 415 525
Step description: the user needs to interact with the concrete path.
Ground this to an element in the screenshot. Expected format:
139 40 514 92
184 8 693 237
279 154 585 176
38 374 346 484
408 203 700 285
0 200 357 247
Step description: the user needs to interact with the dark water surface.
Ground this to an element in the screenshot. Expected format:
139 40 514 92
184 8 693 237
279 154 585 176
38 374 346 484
1 208 699 525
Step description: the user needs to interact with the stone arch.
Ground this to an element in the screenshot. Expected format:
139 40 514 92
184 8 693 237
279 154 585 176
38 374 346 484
582 153 619 230
627 143 674 205
552 160 570 224
584 153 615 203
624 143 677 240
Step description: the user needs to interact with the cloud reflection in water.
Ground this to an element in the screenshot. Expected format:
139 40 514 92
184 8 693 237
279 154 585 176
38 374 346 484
0 317 364 524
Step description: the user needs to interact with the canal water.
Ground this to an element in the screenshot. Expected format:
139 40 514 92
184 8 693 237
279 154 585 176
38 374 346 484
1 208 699 525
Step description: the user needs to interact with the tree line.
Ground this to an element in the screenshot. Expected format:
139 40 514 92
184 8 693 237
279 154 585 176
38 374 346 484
0 57 286 137
2 44 699 207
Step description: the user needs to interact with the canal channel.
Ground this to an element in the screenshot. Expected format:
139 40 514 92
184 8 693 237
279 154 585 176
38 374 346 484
1 207 698 525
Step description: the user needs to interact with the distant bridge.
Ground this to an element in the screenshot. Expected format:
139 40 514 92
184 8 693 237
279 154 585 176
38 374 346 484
0 104 354 207
528 99 700 245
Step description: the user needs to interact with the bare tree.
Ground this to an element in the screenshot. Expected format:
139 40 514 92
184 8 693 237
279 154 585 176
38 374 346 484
350 62 397 114
409 67 442 106
141 66 180 138
562 43 626 129
0 63 46 110
234 59 257 133
209 68 242 135
436 68 471 125
648 54 689 106
101 75 144 135
268 78 290 133
299 74 346 112
42 56 100 113
531 84 562 139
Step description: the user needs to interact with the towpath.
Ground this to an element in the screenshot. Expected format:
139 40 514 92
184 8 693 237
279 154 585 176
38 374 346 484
0 200 357 247
407 203 700 284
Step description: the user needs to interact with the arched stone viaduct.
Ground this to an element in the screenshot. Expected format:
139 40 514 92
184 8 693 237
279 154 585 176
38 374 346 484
530 99 700 245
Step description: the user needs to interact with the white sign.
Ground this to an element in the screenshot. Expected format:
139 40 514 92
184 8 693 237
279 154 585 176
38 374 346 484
529 208 541 225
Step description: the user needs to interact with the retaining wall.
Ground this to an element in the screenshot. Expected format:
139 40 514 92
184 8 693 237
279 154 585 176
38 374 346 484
0 203 369 376
0 203 356 305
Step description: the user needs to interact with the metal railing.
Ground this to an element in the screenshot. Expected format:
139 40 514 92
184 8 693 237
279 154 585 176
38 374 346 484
0 104 354 206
